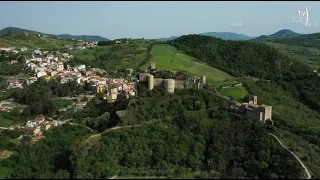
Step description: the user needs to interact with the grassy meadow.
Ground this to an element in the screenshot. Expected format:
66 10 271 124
143 44 248 100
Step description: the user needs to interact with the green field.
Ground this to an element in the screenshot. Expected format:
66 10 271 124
0 111 27 127
54 99 74 109
71 41 151 71
71 46 113 61
0 118 13 127
143 44 236 87
0 166 12 179
220 85 249 101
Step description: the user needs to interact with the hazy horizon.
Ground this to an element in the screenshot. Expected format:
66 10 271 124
0 1 319 39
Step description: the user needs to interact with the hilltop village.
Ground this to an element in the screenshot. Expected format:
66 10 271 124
0 41 273 139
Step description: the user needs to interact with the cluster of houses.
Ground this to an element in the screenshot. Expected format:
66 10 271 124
24 114 60 136
26 49 73 78
0 46 28 54
6 49 137 109
68 40 98 50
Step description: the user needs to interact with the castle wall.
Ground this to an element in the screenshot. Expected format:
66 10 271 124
246 108 263 121
175 80 186 89
153 78 164 86
139 73 149 82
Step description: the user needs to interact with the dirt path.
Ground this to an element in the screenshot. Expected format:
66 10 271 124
268 132 312 179
88 125 141 139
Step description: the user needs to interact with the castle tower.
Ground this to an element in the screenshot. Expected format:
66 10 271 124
148 74 154 90
252 96 257 105
201 76 206 84
164 79 175 93
150 62 156 70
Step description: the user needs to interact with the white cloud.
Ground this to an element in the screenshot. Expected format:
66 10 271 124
229 22 246 28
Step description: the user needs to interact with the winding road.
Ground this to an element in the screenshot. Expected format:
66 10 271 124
268 132 312 179
88 125 141 139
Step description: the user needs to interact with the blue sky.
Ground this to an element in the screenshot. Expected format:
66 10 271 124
0 1 319 40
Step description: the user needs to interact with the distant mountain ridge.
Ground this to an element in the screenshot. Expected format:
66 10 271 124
0 27 110 42
199 32 256 40
157 36 180 41
270 29 300 37
253 29 301 41
157 32 256 41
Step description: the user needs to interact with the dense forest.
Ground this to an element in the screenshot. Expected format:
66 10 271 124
241 78 320 177
169 34 320 112
1 85 306 179
0 54 28 75
9 78 85 117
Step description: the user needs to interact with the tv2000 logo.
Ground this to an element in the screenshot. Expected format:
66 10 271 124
292 6 309 27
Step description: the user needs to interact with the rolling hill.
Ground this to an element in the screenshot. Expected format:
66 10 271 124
0 27 110 42
157 32 256 41
250 29 320 69
252 29 301 41
157 36 180 41
169 35 320 176
199 32 256 40
270 29 300 37
0 32 75 49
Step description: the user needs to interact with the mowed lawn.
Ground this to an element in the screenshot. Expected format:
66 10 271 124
0 166 12 179
220 85 249 101
145 44 235 87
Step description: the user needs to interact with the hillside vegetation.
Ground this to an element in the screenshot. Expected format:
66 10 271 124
69 39 155 77
142 44 236 87
253 32 320 48
169 34 320 112
264 42 320 69
0 27 110 42
169 34 320 177
199 32 256 41
0 32 74 49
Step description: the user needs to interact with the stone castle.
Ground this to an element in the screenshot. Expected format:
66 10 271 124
138 62 206 93
238 96 272 122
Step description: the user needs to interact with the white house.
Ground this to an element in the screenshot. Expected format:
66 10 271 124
75 64 86 71
20 47 28 52
57 64 64 72
37 71 47 78
26 121 37 127
26 77 37 85
7 79 23 89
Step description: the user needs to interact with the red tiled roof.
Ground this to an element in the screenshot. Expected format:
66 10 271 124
33 116 44 121
116 82 122 87
25 127 35 131
7 79 17 83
